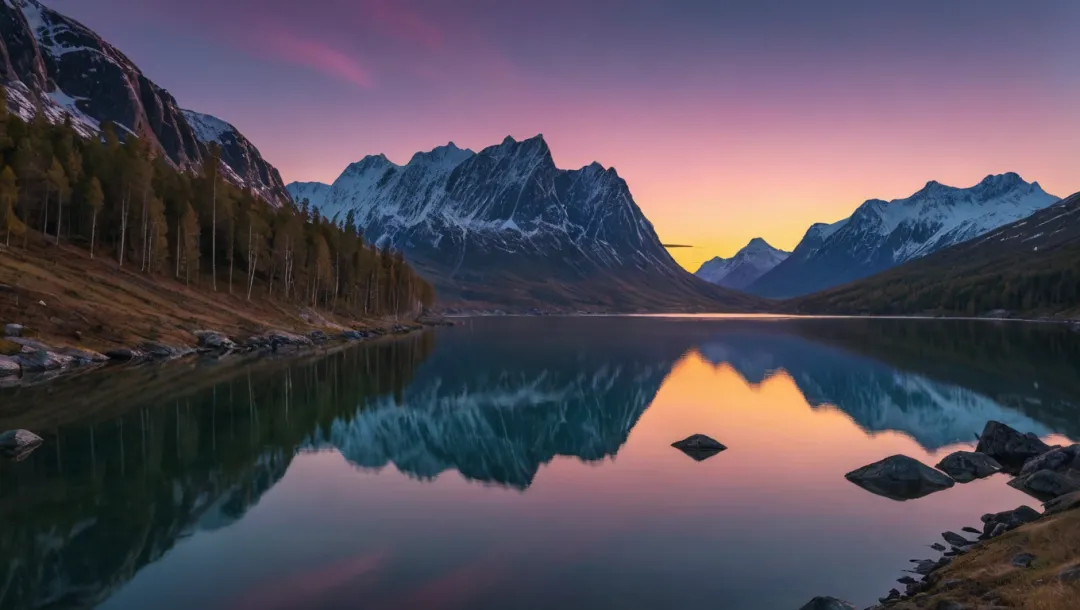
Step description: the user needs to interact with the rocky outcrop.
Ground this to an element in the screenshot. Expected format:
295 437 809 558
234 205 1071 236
797 597 855 610
845 455 955 501
935 451 1002 483
1008 469 1080 501
194 330 236 351
974 420 1051 472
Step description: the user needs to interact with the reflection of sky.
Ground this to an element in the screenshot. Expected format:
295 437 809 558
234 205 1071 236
99 351 1069 610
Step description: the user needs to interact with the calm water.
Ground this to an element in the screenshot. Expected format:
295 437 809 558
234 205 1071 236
1 317 1079 610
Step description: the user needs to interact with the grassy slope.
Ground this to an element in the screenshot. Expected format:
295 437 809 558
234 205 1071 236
788 192 1080 319
883 508 1080 610
0 234 402 354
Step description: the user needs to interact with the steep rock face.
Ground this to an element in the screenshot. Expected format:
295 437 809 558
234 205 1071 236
748 173 1059 298
181 110 291 206
0 0 291 206
288 136 760 311
695 237 789 289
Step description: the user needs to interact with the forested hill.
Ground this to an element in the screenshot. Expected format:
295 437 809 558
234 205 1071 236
0 89 434 327
788 191 1080 319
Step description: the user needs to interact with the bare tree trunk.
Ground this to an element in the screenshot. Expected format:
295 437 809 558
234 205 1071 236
90 210 97 259
175 217 181 277
54 191 62 246
247 231 258 301
211 174 217 291
119 189 130 267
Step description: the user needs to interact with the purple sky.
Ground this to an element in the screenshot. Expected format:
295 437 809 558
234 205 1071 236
44 0 1080 268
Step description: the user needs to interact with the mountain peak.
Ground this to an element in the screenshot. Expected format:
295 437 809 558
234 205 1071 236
407 142 475 169
744 237 777 251
501 135 517 146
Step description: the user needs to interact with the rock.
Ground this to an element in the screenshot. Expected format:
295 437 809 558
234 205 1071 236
1008 469 1080 500
798 597 855 610
912 559 938 575
57 346 108 364
935 451 1002 483
1059 563 1080 583
194 330 236 351
942 531 974 547
0 355 20 377
961 526 981 534
4 323 23 337
1011 553 1035 568
1044 490 1080 516
879 589 901 604
308 329 328 343
671 434 727 461
246 330 313 351
939 579 965 591
13 350 74 372
339 330 369 341
1018 444 1080 478
8 337 55 351
105 348 143 361
930 543 946 552
0 429 43 460
934 602 966 610
897 576 918 585
974 421 1051 472
844 455 955 501
981 505 1040 537
141 342 185 359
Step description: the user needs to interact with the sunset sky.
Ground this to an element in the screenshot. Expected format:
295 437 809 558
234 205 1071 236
49 0 1080 271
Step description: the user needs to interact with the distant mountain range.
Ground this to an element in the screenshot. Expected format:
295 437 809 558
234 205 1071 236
0 0 291 206
747 173 1060 298
695 238 789 289
286 136 762 311
790 191 1080 317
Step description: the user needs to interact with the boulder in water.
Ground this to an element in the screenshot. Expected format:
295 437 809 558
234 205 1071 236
1044 490 1080 516
4 323 23 337
935 451 1002 483
974 421 1051 472
1019 444 1080 477
671 434 727 461
106 348 143 361
0 429 43 460
1008 469 1080 501
980 505 1040 538
844 455 955 500
194 330 237 351
0 355 20 377
798 597 855 610
13 349 74 372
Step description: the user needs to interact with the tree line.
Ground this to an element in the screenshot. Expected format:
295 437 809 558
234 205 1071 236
0 90 434 317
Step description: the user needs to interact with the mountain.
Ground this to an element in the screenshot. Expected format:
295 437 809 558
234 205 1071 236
695 237 789 289
287 135 762 311
790 191 1080 318
0 0 291 206
747 173 1059 298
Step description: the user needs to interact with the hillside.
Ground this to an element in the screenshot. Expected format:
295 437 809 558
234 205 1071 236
288 136 765 313
789 192 1080 318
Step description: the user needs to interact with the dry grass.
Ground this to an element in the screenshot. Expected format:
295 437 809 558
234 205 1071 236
0 235 392 353
887 509 1080 610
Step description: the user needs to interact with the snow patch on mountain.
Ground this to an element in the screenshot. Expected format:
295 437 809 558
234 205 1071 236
181 110 232 144
747 173 1059 298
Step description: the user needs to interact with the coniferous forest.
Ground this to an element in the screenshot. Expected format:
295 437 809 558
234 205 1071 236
0 90 435 319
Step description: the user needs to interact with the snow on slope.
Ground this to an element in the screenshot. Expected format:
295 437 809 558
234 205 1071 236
747 173 1059 298
695 238 790 290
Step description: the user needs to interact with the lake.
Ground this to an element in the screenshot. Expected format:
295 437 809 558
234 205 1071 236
1 316 1078 610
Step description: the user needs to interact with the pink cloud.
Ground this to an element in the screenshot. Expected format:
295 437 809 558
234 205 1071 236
263 27 375 88
362 0 444 49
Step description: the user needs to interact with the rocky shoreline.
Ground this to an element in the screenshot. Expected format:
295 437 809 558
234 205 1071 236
801 420 1080 610
0 319 444 386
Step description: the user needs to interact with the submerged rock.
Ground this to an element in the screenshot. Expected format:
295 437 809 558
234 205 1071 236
798 597 855 610
935 451 1002 483
670 434 727 461
942 531 974 547
1008 469 1080 500
0 429 43 460
974 421 1051 472
844 455 955 500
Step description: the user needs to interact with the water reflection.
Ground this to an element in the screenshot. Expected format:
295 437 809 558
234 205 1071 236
0 317 1077 610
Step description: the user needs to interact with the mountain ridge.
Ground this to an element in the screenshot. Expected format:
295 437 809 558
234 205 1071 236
748 172 1059 298
0 0 292 206
288 135 763 312
695 237 790 290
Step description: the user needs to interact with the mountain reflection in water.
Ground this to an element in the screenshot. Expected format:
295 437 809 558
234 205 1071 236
0 317 1077 610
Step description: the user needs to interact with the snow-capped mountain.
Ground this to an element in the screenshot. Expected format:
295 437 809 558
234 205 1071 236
695 238 790 290
747 173 1059 298
287 135 761 311
0 0 291 206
